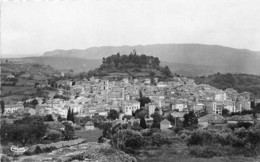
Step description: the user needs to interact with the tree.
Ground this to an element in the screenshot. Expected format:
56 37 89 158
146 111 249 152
67 108 71 121
46 130 63 142
71 109 75 123
132 121 142 131
162 66 173 78
183 111 198 128
237 122 253 129
222 108 230 117
167 114 175 126
44 114 54 121
31 99 39 107
107 109 119 120
11 124 33 146
140 117 147 129
138 97 151 108
151 112 162 128
122 115 132 120
1 101 5 115
139 90 143 98
58 115 65 122
111 129 143 151
233 127 260 157
6 116 48 146
63 123 75 140
134 109 143 118
253 103 260 113
34 82 40 88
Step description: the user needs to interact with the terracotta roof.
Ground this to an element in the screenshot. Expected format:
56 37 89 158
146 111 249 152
160 119 171 124
198 113 226 124
85 121 94 126
227 115 253 121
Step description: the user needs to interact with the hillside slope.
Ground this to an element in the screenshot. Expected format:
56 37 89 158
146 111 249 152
20 57 102 73
83 53 174 79
43 44 260 75
15 57 218 76
193 73 260 98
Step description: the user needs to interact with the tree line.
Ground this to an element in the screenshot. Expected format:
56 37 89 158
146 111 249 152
101 51 160 69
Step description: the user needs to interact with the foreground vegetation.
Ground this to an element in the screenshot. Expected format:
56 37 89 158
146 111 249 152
95 108 260 162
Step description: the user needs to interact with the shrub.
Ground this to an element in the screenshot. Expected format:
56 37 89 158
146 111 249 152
45 121 64 131
187 131 203 146
150 132 173 147
214 132 232 146
99 147 117 156
45 130 63 142
200 131 215 145
227 123 239 130
179 133 189 142
73 124 82 131
63 123 75 140
232 128 260 157
141 128 160 137
111 129 143 152
41 146 57 153
173 126 183 134
237 122 253 129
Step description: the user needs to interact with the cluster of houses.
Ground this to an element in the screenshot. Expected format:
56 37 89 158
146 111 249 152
2 75 255 129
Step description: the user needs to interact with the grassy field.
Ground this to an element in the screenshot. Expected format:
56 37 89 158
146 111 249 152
1 86 35 103
1 86 35 96
75 129 103 142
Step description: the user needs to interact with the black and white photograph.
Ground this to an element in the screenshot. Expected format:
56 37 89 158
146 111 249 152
1 0 260 161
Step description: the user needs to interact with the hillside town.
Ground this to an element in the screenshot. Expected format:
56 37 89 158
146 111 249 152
2 74 256 128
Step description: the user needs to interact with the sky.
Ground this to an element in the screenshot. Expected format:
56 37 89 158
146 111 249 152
1 0 260 58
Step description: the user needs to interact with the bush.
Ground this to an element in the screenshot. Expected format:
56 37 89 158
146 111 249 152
41 146 57 153
187 130 232 146
179 133 189 142
45 130 63 142
237 122 253 129
74 124 82 131
214 132 232 146
63 123 75 140
187 131 203 146
227 123 239 130
140 128 160 137
150 132 173 147
99 147 117 156
173 126 183 134
111 129 143 152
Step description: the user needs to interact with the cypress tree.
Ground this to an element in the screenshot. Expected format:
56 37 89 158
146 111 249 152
140 116 147 129
67 108 71 121
71 108 75 123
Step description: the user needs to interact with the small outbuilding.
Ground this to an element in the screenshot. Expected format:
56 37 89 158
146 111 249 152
160 119 172 130
84 121 95 130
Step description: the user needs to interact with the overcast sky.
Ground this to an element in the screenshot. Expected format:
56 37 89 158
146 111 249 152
1 0 260 57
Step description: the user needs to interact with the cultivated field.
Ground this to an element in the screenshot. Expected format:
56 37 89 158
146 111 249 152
75 129 103 142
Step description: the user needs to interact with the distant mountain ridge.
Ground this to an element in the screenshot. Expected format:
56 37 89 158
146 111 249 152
19 57 102 73
43 44 260 75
